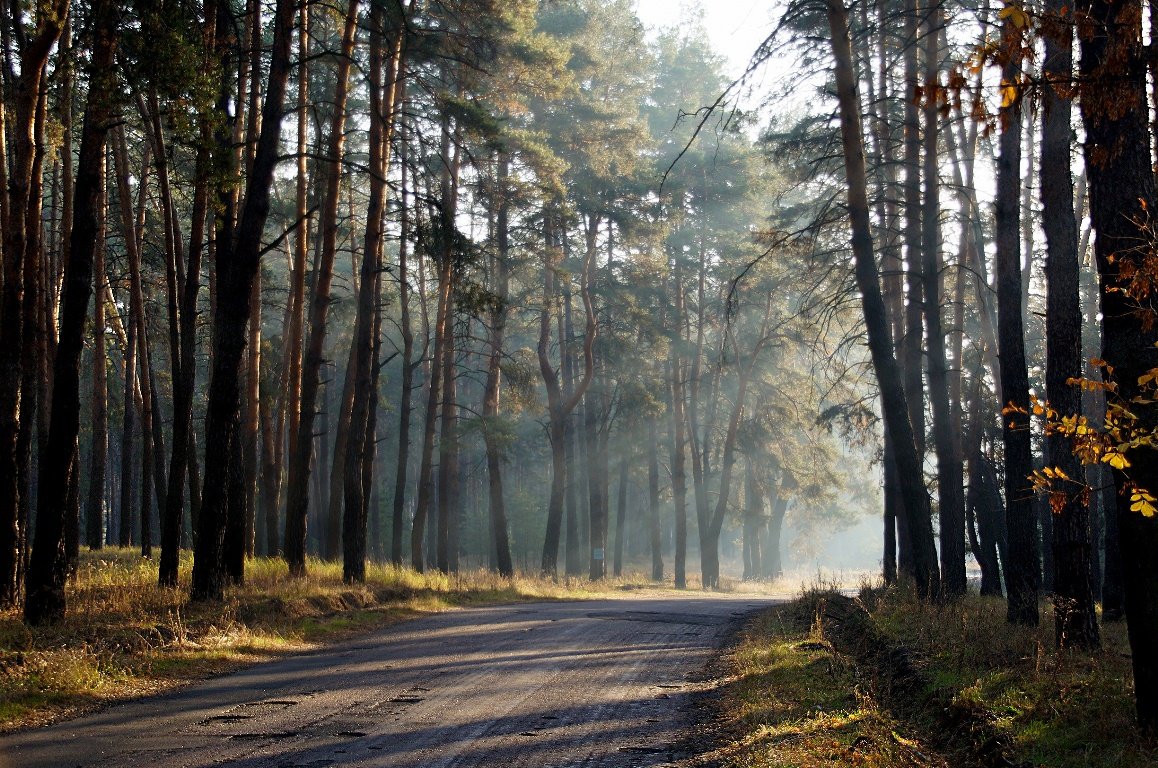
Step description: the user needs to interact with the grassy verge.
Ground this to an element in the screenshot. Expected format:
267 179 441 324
705 586 1158 768
0 548 659 733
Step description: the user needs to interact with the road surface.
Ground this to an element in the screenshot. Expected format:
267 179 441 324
0 593 778 768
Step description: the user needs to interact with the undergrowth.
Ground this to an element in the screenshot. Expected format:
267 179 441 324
861 584 1156 768
710 583 1158 768
709 595 949 768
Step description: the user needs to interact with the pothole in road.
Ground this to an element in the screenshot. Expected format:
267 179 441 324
389 694 424 704
202 715 252 724
619 745 667 754
230 731 298 740
585 611 727 626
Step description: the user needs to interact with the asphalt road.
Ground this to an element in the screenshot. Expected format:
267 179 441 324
0 593 778 768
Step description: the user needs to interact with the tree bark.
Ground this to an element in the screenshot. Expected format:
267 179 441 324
1077 0 1158 729
191 0 296 600
282 0 312 559
920 5 966 598
901 0 926 476
25 0 117 624
85 155 109 551
995 15 1040 626
1041 0 1098 649
0 0 69 610
613 451 628 577
482 154 514 577
538 211 596 577
391 130 414 567
282 0 360 578
826 0 940 599
648 415 663 581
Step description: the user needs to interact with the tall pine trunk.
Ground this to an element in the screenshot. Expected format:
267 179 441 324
648 415 663 581
1078 0 1158 729
538 212 596 577
191 0 296 600
391 133 414 567
482 154 514 577
826 0 940 599
0 0 69 609
920 6 966 597
85 158 109 551
282 0 360 578
1041 0 1098 649
996 13 1039 626
25 0 117 623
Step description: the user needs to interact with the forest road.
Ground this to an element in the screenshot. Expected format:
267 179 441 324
0 592 780 768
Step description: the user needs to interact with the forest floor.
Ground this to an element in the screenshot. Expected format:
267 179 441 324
692 584 1158 768
0 547 682 734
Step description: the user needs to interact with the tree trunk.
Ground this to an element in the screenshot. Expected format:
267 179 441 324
482 154 514 577
742 458 762 580
647 415 663 581
563 291 582 577
1077 0 1158 729
240 277 260 561
0 0 69 609
158 76 211 588
901 0 925 476
1041 0 1097 647
345 3 405 582
282 0 360 578
764 479 789 579
116 276 138 552
325 336 359 561
436 311 459 573
966 381 1004 596
282 0 312 559
411 244 449 574
25 0 117 624
538 211 596 577
996 15 1040 626
391 135 413 568
826 0 940 599
86 156 109 551
668 357 688 590
613 452 628 577
191 0 296 600
921 6 966 598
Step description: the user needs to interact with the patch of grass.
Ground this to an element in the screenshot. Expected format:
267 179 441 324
705 601 949 768
861 587 1157 768
706 586 1158 768
0 548 670 733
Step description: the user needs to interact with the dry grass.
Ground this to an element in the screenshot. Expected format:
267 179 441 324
862 585 1158 768
707 584 1158 768
703 596 949 768
0 548 662 733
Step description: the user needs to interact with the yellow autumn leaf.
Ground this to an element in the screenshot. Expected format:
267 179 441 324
1000 82 1019 108
998 3 1031 27
1103 452 1131 470
1130 499 1157 517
